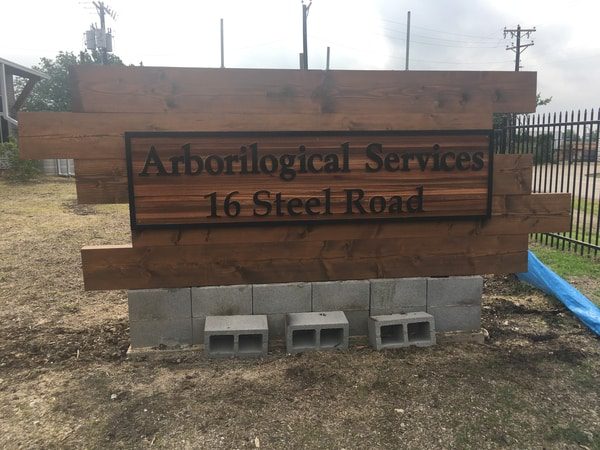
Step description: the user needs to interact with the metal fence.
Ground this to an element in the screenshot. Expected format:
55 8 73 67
494 108 600 257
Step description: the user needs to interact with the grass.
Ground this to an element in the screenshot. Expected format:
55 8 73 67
1 177 599 449
532 243 600 278
530 242 600 306
546 423 599 448
573 197 600 216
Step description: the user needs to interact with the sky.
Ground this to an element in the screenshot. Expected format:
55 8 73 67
3 0 600 113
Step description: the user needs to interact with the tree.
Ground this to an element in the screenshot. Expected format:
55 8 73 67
16 50 123 112
536 93 552 107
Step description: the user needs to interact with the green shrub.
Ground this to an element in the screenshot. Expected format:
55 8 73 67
0 139 41 182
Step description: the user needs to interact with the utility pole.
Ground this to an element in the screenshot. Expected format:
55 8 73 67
326 46 330 70
504 24 535 71
85 2 116 65
220 18 225 68
405 11 411 70
301 1 312 70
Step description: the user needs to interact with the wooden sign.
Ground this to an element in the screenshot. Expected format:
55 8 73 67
126 130 492 228
17 66 572 290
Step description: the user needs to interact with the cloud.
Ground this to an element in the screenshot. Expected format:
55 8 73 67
3 0 599 112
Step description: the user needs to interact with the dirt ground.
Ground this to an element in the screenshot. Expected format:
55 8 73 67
0 177 599 449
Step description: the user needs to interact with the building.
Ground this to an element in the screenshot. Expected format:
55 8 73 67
0 57 71 175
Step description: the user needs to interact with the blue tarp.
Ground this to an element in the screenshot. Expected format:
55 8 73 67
517 250 600 336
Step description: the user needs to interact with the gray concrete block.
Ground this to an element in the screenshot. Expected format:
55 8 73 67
312 280 370 311
128 288 191 321
191 317 205 345
344 310 370 336
368 312 436 350
370 278 426 315
286 311 349 354
191 285 252 317
427 305 481 332
204 315 268 358
265 313 286 338
129 318 193 348
253 283 311 314
370 304 426 316
427 276 483 308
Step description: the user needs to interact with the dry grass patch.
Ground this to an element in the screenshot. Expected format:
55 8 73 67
0 178 599 449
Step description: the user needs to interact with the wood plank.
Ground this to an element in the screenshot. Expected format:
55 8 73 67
81 235 529 290
70 153 533 206
493 154 532 195
129 193 570 247
18 111 493 160
69 66 537 114
127 131 492 227
505 192 571 215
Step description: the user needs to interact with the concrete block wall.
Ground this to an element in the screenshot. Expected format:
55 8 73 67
127 276 483 349
253 283 311 338
426 276 483 332
128 289 193 348
370 278 427 316
312 280 370 335
191 285 252 344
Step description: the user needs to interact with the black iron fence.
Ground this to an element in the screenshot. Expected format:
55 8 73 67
494 108 600 257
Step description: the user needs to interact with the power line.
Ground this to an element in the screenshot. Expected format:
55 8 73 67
379 30 503 49
311 36 513 68
504 24 535 71
380 18 499 41
381 25 502 45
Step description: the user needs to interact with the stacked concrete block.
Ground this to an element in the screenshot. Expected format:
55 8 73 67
370 278 427 316
204 315 268 358
191 285 252 344
368 312 436 350
286 311 349 354
128 288 192 348
426 276 483 332
312 280 370 335
253 282 311 339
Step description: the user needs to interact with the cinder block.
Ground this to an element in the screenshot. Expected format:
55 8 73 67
191 318 205 345
286 311 349 354
370 278 426 315
312 280 370 311
344 310 370 336
368 312 436 350
191 285 252 317
428 305 481 332
204 315 268 358
427 276 483 308
190 285 252 344
128 288 191 321
253 283 311 314
265 313 286 338
129 318 193 348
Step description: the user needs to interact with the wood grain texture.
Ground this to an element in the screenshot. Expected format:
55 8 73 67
81 236 529 290
493 153 533 195
82 190 572 290
128 193 570 247
70 151 533 207
127 131 492 226
69 66 537 115
69 155 533 204
72 152 529 206
18 64 561 291
18 111 493 160
130 215 570 248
